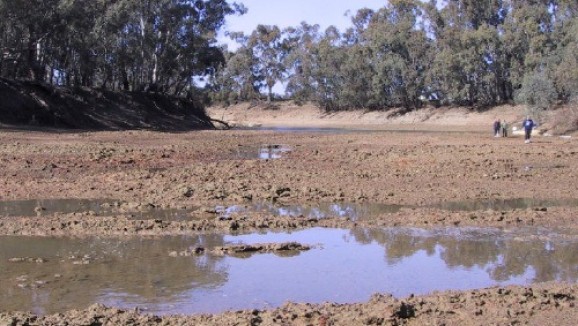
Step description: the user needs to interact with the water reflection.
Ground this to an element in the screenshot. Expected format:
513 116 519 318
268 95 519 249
436 198 578 212
0 199 198 221
1 235 227 315
216 198 578 221
2 197 578 220
2 227 577 315
0 199 116 217
217 202 403 220
233 144 291 160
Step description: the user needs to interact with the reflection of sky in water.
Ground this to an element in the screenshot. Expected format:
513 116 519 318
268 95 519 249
167 229 536 314
105 227 576 314
258 146 291 159
232 144 292 160
215 198 578 221
217 202 402 220
3 227 577 316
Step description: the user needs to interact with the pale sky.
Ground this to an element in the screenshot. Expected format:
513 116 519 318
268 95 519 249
219 0 387 48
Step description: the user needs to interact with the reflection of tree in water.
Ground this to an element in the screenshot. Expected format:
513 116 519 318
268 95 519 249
348 228 578 283
350 228 438 263
1 235 229 313
489 240 578 283
438 231 502 269
435 198 578 212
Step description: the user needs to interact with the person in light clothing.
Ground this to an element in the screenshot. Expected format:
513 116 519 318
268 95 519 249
501 120 508 137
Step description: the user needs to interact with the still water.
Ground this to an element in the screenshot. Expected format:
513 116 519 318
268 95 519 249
0 199 196 221
3 197 577 219
233 144 292 160
2 227 577 315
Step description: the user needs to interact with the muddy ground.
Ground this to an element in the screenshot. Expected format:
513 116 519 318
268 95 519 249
1 103 577 325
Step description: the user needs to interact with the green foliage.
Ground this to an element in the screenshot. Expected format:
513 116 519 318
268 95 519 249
515 72 557 119
0 0 242 97
283 23 321 104
3 0 578 111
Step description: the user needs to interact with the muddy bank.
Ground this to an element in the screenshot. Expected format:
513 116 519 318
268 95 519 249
0 78 214 131
2 284 576 325
2 205 578 236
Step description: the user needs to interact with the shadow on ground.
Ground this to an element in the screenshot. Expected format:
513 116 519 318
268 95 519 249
0 78 215 132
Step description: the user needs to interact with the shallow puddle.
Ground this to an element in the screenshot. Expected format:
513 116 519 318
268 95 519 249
217 198 578 220
234 144 291 160
0 199 203 221
435 198 578 212
2 198 578 220
0 198 401 220
0 199 117 217
217 202 403 219
2 227 577 315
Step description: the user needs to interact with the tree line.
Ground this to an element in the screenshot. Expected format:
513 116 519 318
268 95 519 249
1 0 578 112
212 0 578 111
0 0 245 98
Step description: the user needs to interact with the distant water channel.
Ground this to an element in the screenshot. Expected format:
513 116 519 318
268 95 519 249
2 227 578 315
239 126 485 134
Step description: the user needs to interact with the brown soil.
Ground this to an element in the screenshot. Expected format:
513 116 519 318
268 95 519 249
1 102 578 325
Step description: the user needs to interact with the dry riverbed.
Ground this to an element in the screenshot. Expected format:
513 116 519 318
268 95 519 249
1 104 577 325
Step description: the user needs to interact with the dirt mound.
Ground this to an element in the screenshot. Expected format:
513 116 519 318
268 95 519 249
0 78 214 131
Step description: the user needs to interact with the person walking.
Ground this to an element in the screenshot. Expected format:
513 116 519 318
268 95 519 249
493 119 501 137
523 116 535 143
501 120 508 137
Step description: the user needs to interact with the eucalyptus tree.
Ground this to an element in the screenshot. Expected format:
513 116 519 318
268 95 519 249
364 0 430 108
336 9 375 109
210 33 260 103
246 24 286 102
0 0 61 80
552 18 578 101
502 0 554 90
549 2 578 101
1 0 243 97
309 26 347 110
426 0 504 106
283 22 321 104
104 0 241 94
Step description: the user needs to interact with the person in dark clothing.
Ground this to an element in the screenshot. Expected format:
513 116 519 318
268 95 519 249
523 117 535 143
493 119 501 137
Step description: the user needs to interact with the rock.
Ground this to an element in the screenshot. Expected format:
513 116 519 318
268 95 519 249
182 187 194 198
394 302 416 319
